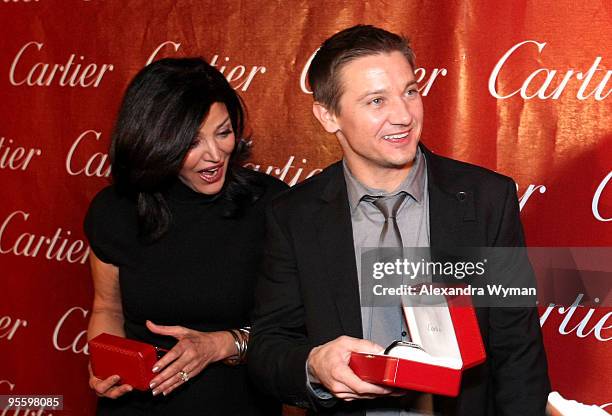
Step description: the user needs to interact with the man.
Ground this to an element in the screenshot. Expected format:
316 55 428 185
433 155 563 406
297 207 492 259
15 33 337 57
249 25 550 415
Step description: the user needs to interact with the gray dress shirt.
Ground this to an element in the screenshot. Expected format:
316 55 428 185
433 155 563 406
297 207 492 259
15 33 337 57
344 147 430 345
307 148 433 415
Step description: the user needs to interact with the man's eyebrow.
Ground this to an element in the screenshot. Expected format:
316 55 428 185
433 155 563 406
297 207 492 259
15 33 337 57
357 89 386 101
356 80 419 101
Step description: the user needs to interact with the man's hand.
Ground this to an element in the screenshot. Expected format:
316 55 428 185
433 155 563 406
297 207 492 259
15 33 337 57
307 335 396 401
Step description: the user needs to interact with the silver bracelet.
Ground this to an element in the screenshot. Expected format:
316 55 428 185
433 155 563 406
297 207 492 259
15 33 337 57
223 328 249 366
237 328 249 362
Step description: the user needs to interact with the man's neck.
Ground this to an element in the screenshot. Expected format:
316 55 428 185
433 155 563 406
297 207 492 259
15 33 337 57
344 160 414 193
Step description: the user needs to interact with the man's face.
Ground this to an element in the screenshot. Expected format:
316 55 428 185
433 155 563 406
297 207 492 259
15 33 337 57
317 51 423 180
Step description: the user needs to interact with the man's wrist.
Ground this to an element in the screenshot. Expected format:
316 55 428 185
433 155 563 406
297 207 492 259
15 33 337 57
305 356 335 403
306 349 321 384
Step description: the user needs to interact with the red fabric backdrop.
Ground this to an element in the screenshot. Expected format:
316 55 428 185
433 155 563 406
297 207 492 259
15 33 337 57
0 1 610 414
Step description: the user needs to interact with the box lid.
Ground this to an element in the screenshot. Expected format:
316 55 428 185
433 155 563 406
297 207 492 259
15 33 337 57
89 333 157 358
399 287 486 370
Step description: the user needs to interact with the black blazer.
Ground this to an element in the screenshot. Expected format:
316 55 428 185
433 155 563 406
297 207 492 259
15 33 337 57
249 145 550 415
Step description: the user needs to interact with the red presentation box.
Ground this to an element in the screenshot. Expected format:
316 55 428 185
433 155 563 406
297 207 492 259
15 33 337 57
349 293 486 397
89 333 165 391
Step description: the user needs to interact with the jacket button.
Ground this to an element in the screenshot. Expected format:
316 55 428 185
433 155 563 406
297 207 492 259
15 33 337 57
456 191 467 201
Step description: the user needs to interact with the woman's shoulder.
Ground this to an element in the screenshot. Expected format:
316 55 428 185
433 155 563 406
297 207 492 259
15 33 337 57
87 185 135 215
84 185 137 237
235 166 289 198
84 185 138 264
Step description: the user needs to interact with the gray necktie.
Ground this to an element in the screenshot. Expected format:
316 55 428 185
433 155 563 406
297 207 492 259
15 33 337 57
371 194 407 248
365 193 408 347
368 193 432 414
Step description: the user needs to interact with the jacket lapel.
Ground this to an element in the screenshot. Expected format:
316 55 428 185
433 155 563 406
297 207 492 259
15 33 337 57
314 162 363 338
422 144 477 248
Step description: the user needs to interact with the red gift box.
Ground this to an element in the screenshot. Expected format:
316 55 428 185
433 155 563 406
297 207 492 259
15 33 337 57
349 291 486 397
89 333 165 391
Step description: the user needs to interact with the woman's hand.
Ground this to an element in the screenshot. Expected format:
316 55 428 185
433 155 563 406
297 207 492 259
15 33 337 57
88 363 133 399
146 320 235 396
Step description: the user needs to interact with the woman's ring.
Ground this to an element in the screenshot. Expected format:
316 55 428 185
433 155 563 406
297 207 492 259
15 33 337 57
178 370 189 382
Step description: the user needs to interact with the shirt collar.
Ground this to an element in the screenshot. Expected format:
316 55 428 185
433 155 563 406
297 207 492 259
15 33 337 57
343 146 426 214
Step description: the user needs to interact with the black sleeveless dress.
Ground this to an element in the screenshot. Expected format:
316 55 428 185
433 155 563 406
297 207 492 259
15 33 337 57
84 169 286 415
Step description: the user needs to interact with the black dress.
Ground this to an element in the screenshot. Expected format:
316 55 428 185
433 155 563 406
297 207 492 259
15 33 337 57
84 168 287 416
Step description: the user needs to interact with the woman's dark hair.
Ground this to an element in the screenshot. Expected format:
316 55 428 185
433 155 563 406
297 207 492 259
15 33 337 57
110 57 261 242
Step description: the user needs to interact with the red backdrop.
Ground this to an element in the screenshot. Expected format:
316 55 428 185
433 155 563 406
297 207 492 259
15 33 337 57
0 1 610 414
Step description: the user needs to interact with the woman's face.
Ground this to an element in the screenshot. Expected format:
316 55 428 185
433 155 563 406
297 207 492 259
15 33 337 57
179 102 236 195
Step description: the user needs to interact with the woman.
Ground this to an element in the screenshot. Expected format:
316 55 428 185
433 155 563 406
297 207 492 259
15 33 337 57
85 57 286 415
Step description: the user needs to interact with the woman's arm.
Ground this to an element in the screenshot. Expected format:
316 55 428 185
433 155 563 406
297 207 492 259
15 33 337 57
87 252 124 339
87 252 132 398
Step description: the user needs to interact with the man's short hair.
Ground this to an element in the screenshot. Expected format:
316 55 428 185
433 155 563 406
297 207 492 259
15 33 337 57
308 24 416 115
